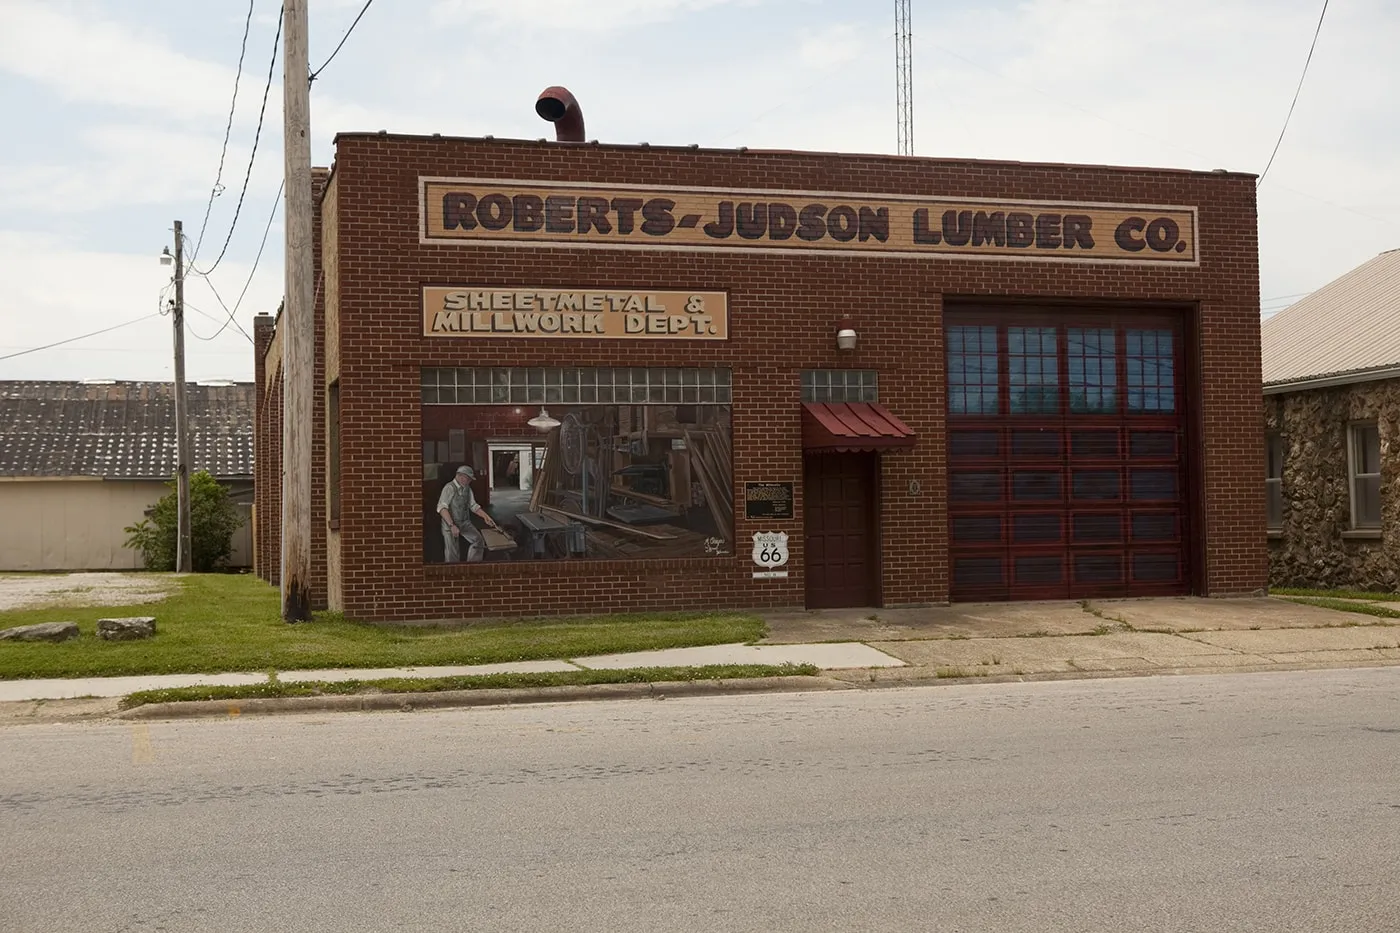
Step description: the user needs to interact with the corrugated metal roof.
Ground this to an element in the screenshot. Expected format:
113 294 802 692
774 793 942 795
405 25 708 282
1261 248 1400 386
0 381 253 479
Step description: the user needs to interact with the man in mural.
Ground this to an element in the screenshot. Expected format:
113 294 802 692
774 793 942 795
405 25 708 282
437 465 501 562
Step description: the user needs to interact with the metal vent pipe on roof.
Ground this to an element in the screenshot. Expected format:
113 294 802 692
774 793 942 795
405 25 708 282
535 86 585 142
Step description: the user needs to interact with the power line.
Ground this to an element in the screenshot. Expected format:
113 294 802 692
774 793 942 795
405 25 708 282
189 0 257 265
922 31 1387 229
309 0 375 83
193 274 257 346
1257 0 1329 187
188 4 283 278
186 179 283 345
0 314 163 362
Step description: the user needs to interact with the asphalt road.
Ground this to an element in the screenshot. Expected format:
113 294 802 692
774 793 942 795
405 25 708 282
3 670 1399 933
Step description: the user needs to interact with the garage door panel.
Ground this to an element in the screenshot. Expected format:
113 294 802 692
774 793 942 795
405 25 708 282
1070 428 1119 459
952 514 1002 545
1070 512 1124 545
1130 510 1180 543
950 469 1004 503
1071 469 1121 501
953 553 1008 599
1011 512 1063 544
948 313 1189 602
1011 427 1061 459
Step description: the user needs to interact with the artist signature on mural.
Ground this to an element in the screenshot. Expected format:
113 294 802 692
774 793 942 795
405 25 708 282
704 537 730 555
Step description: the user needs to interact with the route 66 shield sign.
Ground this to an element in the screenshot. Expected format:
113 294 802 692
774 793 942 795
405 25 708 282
751 531 789 570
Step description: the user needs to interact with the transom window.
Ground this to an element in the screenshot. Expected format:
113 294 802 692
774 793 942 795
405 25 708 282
948 325 999 415
947 320 1179 417
1126 330 1175 413
1068 328 1117 414
1008 327 1058 414
421 367 732 405
801 370 878 403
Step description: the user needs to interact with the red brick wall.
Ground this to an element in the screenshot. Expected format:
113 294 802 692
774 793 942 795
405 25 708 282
252 313 276 583
263 135 1264 620
253 171 331 608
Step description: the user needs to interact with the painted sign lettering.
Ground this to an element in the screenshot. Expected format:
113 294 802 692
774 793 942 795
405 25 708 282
422 288 728 340
421 178 1198 264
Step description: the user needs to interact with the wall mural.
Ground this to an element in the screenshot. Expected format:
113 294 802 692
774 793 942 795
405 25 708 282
422 402 733 564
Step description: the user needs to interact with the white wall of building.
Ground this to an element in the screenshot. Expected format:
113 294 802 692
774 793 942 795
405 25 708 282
0 479 252 571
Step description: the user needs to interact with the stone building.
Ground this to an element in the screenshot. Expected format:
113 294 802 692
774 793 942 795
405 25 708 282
1262 249 1400 590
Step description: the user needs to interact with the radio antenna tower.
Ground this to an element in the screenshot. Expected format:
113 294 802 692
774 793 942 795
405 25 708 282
895 0 913 155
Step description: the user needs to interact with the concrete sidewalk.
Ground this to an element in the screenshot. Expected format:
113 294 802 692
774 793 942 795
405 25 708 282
759 597 1400 683
4 596 1399 717
0 642 906 702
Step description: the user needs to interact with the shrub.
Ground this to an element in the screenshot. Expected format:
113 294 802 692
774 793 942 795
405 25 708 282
125 471 244 572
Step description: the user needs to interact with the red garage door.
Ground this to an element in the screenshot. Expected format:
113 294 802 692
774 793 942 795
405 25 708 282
946 310 1190 601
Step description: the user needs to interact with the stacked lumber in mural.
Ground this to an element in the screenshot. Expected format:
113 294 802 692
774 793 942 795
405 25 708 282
578 523 713 560
527 427 562 513
681 426 732 543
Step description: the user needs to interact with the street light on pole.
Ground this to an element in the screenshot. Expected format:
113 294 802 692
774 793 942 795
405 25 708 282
163 222 193 573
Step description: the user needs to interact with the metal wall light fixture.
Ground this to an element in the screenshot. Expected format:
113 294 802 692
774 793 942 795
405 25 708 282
528 407 561 431
836 317 858 351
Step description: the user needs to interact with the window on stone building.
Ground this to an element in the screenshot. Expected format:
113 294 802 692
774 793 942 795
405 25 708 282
1348 422 1381 530
1265 433 1284 530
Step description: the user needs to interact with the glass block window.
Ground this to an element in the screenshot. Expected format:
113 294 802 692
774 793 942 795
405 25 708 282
1008 326 1059 414
1068 328 1118 414
801 370 878 403
421 367 732 405
948 325 999 415
1125 330 1175 413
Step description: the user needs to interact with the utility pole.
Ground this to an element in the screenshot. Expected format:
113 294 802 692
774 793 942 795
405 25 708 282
281 0 314 621
171 220 193 573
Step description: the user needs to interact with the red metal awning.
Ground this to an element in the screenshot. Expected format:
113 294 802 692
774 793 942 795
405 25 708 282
801 402 916 452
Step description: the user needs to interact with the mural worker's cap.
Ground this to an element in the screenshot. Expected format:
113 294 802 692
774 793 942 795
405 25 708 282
456 465 476 478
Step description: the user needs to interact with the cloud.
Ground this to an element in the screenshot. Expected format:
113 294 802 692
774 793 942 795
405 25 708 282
0 233 275 382
0 0 244 124
430 0 760 32
798 22 873 68
0 124 279 215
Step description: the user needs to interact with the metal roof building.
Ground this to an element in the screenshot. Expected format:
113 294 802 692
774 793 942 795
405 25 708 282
1262 249 1400 392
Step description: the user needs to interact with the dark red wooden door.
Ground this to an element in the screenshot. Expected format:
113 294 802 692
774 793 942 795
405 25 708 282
946 311 1190 601
804 452 878 609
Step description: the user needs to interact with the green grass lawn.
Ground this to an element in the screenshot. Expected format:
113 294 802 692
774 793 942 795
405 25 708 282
122 663 819 708
0 574 766 680
1280 595 1400 621
1273 587 1400 602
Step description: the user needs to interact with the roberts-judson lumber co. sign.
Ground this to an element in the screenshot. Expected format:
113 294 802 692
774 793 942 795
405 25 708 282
420 178 1198 264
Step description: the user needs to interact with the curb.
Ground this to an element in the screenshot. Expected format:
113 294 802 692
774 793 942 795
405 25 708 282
113 675 853 720
829 656 1400 690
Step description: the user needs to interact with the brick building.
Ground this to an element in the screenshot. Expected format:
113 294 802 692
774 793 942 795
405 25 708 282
254 117 1266 621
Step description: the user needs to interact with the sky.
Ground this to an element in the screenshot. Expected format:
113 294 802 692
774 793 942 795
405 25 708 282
1 0 1396 383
